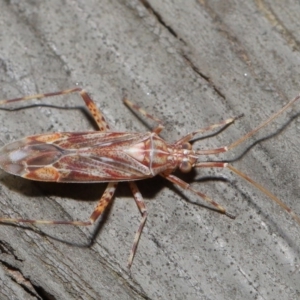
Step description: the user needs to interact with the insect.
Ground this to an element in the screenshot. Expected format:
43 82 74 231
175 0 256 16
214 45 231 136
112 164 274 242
0 87 300 269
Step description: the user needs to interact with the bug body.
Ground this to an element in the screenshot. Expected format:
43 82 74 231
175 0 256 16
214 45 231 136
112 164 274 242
0 131 176 182
0 87 300 269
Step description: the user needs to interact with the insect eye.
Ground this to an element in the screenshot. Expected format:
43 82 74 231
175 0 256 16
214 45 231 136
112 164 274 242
182 143 192 150
179 160 192 173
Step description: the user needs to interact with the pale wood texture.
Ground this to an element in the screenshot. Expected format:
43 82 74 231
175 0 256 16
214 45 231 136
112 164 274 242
0 1 300 299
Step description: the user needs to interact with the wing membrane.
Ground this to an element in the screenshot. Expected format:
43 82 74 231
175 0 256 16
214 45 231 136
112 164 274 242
0 131 153 182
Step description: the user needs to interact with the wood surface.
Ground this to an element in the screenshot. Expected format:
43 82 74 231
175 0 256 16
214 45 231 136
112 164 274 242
0 1 300 299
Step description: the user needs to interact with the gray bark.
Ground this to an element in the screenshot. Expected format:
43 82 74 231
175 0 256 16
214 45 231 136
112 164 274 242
0 1 300 299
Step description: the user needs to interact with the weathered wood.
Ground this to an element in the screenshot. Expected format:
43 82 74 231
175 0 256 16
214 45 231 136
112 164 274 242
0 0 299 299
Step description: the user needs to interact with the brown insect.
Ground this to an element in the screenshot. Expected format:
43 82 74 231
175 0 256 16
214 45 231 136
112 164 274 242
0 88 299 269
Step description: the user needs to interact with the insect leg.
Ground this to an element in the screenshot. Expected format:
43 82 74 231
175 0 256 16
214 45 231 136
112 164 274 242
178 94 300 153
0 88 110 131
127 182 148 269
160 172 235 218
88 182 118 223
175 114 243 145
123 95 164 134
123 94 244 138
123 96 162 124
194 162 300 225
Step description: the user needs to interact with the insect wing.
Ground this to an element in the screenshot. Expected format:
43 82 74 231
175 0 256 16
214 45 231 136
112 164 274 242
0 132 154 182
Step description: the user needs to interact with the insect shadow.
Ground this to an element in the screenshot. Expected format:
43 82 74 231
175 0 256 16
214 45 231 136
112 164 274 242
0 173 167 247
0 103 99 131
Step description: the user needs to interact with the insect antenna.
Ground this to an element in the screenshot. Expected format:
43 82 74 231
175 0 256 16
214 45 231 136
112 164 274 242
193 93 300 225
227 164 300 225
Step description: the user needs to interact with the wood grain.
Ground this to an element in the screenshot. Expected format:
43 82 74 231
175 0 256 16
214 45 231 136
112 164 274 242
0 1 300 299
